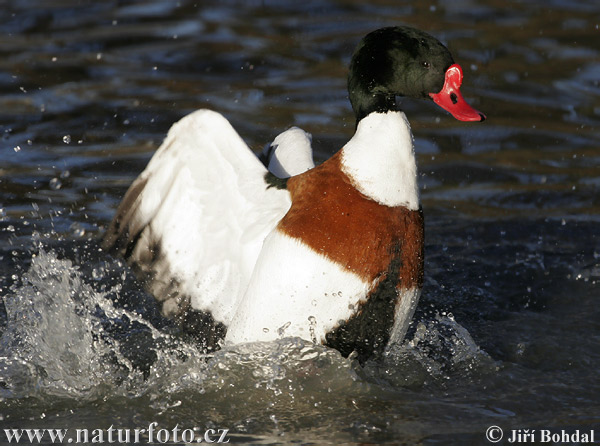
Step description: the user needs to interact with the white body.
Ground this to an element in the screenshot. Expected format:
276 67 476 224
109 109 420 349
225 230 372 344
226 111 420 344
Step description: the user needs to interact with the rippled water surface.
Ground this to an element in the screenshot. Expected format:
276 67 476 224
1 1 599 444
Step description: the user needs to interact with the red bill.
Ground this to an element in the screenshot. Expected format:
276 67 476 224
429 64 486 122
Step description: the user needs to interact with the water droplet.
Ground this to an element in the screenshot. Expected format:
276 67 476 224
49 178 62 190
277 321 291 337
308 316 317 343
60 170 70 179
262 327 269 333
13 146 21 152
311 299 317 307
62 135 71 144
70 222 85 238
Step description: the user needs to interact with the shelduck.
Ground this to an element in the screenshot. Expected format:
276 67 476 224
103 26 485 362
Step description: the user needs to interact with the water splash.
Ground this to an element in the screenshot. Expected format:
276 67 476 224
0 243 494 417
367 314 497 388
0 246 363 409
1 249 130 400
0 248 204 402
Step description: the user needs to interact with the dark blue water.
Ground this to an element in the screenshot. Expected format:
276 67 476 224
1 1 599 444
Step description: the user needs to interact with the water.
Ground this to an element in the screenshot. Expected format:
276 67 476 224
1 0 599 444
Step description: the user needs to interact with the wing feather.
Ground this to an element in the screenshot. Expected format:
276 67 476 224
103 109 291 325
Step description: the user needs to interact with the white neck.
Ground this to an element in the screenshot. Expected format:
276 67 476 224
340 111 419 209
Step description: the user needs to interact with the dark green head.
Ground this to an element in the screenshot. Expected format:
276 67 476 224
348 26 485 124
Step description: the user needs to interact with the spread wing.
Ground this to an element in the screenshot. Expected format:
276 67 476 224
102 109 291 326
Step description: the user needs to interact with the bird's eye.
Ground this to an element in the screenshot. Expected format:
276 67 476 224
422 61 430 69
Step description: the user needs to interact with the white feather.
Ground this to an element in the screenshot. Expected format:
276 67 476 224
225 230 372 344
387 287 421 348
341 111 419 209
104 109 291 324
262 126 315 178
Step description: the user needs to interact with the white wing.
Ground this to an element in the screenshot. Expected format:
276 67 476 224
102 109 291 326
260 127 315 178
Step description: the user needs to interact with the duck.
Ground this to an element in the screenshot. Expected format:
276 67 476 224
102 26 485 363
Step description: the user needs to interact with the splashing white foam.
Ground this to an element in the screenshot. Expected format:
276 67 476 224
0 248 202 401
0 247 362 406
0 245 493 409
369 313 497 388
